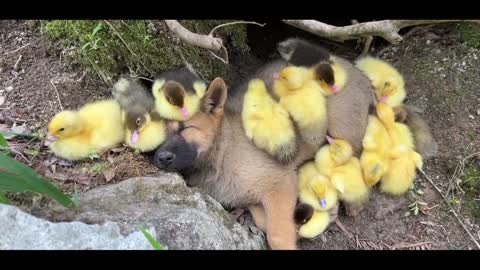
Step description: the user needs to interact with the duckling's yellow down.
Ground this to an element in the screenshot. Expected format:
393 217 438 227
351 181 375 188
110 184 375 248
47 100 125 161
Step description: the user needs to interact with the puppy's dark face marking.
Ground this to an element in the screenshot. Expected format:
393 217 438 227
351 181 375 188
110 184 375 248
152 124 198 173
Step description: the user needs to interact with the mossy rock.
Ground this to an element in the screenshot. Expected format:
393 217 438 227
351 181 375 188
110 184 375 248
41 20 249 84
455 22 480 49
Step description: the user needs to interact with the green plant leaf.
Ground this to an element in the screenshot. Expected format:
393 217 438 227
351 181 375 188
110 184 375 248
0 192 9 204
72 191 80 209
139 226 165 250
1 130 42 140
0 133 7 147
92 23 104 37
414 207 419 216
0 152 74 208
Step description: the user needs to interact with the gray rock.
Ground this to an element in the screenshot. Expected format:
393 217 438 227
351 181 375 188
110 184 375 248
11 174 266 250
0 204 155 250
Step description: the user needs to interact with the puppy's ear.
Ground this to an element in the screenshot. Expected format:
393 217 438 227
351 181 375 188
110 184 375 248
163 81 186 108
313 61 335 85
202 77 228 114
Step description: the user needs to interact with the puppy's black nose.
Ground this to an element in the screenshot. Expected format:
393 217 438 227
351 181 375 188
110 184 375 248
155 151 176 166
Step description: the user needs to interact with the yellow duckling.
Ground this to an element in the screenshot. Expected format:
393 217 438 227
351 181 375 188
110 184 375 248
330 155 369 206
273 66 330 146
381 150 423 195
45 100 125 161
242 79 297 163
312 58 348 95
113 78 166 152
375 103 423 195
314 135 353 177
298 162 338 211
355 56 406 107
152 79 206 121
298 210 331 239
360 115 392 187
122 112 166 152
376 102 415 159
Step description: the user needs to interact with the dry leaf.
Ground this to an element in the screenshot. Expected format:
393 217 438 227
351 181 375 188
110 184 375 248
44 171 69 182
43 157 58 167
73 175 92 186
11 123 28 134
31 161 48 175
110 147 126 153
102 167 115 182
57 160 73 167
107 155 115 164
50 164 57 174
0 96 5 107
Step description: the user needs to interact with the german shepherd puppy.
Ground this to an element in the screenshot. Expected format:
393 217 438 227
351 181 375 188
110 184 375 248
153 76 318 250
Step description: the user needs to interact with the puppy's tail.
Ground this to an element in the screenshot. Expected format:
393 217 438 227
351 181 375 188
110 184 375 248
394 104 438 159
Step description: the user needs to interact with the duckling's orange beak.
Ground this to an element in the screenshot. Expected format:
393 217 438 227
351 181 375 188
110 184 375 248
44 134 57 146
380 96 388 103
272 72 280 80
131 130 140 144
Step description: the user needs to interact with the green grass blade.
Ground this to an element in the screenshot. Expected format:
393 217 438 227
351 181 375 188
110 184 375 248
0 192 9 204
139 226 164 250
92 22 104 36
0 133 7 147
0 152 74 208
0 130 40 139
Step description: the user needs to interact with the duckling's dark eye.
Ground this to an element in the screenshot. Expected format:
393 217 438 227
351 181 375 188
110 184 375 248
136 118 141 126
59 128 65 132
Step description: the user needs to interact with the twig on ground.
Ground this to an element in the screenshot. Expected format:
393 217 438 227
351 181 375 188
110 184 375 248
49 79 63 111
13 55 23 71
8 43 31 55
335 219 354 239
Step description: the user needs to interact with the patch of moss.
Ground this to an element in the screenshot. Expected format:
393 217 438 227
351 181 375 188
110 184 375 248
133 181 152 202
462 161 480 223
40 20 249 84
455 23 480 49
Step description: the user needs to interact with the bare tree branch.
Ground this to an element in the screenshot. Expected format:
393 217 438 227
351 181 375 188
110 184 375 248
165 20 223 51
351 19 373 56
283 20 480 44
165 20 265 65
